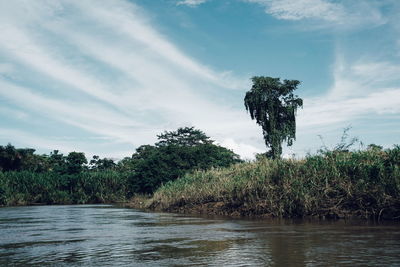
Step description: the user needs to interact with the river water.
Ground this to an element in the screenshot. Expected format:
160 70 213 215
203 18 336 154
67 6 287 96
1 205 399 266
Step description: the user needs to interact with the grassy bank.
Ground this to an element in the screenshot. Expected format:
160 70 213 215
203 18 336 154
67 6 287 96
146 146 400 220
0 171 129 206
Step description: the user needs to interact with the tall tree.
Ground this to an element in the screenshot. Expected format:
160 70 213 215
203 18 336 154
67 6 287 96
244 76 303 159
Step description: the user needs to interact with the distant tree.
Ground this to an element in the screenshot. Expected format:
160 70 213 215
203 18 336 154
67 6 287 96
129 127 241 194
49 150 66 173
65 152 87 174
18 148 49 172
0 144 21 171
156 127 213 147
116 157 136 172
132 145 157 160
0 144 47 172
244 76 303 159
89 155 116 171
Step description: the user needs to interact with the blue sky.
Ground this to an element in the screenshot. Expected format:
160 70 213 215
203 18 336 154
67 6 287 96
0 0 399 159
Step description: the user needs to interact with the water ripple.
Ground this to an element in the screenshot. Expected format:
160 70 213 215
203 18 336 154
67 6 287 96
1 205 399 266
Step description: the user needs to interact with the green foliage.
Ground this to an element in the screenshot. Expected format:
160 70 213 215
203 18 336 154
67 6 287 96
244 76 303 159
129 127 242 194
0 143 24 171
89 155 116 171
0 146 89 175
65 152 88 174
0 144 48 172
130 143 241 194
150 145 400 219
48 150 66 173
156 127 213 147
0 144 125 205
0 171 128 205
116 157 136 172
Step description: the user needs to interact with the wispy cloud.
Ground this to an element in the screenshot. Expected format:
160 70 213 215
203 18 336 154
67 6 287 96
0 128 76 154
0 63 14 75
244 0 387 29
294 52 400 153
0 25 123 107
0 0 258 158
246 0 345 22
176 0 209 7
352 61 400 84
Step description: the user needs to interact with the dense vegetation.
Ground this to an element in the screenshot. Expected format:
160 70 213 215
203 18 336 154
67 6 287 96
0 127 241 206
0 171 128 205
128 127 241 193
147 145 400 220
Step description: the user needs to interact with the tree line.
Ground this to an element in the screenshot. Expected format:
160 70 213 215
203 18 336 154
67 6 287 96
0 127 242 205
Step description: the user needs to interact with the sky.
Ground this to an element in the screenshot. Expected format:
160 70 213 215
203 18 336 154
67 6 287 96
0 0 399 160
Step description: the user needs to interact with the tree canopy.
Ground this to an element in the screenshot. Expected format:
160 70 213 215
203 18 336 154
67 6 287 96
156 127 213 147
89 155 116 171
0 144 47 172
129 127 242 193
244 76 303 159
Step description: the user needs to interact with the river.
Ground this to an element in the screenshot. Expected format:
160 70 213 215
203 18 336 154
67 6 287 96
1 205 399 266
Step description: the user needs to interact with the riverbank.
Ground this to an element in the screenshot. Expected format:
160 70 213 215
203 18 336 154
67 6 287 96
133 147 400 220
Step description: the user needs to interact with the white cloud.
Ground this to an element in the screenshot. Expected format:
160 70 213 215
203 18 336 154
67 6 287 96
299 88 400 128
328 54 400 100
177 0 208 7
0 63 15 75
352 61 400 83
244 0 386 29
221 138 264 159
296 54 400 133
247 0 344 22
0 0 258 159
0 79 146 144
73 0 246 90
0 25 123 107
0 128 76 154
0 106 29 120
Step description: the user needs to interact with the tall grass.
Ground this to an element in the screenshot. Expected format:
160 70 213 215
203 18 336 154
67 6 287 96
0 171 129 206
149 146 400 219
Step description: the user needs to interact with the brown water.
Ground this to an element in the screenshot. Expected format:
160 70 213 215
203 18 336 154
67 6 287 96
1 205 399 266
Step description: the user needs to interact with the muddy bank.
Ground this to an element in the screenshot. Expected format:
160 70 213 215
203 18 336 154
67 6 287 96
126 197 388 220
153 201 277 218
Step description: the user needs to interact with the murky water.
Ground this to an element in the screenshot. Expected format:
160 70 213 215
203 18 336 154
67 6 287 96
1 205 399 266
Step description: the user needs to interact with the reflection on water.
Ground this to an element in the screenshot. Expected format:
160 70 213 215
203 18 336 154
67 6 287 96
1 205 400 266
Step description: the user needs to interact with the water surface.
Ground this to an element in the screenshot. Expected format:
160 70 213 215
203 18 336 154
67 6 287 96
1 205 399 266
